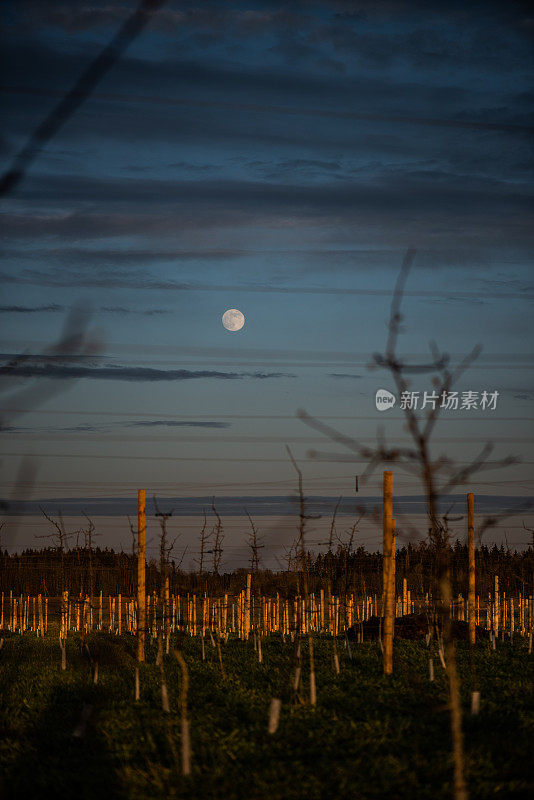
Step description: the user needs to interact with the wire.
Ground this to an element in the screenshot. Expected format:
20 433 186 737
2 452 534 464
2 408 533 422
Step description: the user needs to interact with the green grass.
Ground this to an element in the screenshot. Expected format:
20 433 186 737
0 629 532 800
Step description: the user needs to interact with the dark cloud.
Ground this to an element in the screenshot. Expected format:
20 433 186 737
100 306 170 316
249 158 343 180
3 37 531 145
0 363 296 382
2 244 530 280
2 269 533 302
4 420 232 433
15 5 308 37
9 172 533 223
53 423 107 433
126 420 231 428
425 296 487 306
14 1 531 82
328 373 363 379
0 303 63 313
0 247 250 268
0 303 170 315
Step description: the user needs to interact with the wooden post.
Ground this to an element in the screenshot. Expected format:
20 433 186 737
245 573 252 639
391 518 396 621
61 590 69 639
494 575 500 637
383 471 394 675
467 493 476 646
137 489 146 662
38 593 44 638
510 597 514 637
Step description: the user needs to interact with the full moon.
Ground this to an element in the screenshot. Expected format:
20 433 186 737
222 308 245 331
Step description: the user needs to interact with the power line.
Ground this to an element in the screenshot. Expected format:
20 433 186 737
2 433 533 444
3 452 534 464
2 408 533 422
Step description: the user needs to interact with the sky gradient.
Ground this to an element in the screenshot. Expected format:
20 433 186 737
1 1 533 562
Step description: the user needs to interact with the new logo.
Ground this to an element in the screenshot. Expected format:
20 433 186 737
375 389 396 411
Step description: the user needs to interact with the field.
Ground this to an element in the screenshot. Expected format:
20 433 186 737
1 628 532 800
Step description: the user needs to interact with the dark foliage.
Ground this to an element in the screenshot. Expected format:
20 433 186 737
1 541 531 599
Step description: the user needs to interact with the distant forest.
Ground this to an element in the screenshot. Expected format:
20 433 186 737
1 542 532 598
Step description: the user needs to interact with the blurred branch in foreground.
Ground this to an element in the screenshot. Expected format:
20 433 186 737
1 304 104 549
0 0 165 198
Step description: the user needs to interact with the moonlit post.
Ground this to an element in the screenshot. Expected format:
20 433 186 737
467 493 475 646
383 471 394 675
137 489 146 663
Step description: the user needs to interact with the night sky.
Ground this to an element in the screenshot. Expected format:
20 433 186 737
1 1 533 561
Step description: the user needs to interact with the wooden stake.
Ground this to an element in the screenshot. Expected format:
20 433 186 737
494 575 500 638
268 698 282 734
383 471 394 675
245 573 252 639
467 493 476 646
137 489 146 663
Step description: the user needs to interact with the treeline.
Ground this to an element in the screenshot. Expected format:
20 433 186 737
1 541 532 598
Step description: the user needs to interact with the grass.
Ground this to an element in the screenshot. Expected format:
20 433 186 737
0 628 532 800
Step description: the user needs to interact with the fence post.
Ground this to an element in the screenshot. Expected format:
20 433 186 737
392 518 396 621
467 493 476 646
245 572 252 639
383 471 394 675
137 489 146 662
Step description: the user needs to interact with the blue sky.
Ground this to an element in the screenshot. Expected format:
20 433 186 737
1 1 533 552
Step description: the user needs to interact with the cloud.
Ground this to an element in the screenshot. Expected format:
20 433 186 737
0 303 64 313
3 420 232 433
16 5 308 37
2 268 533 302
3 36 531 149
425 296 487 306
0 303 170 315
100 306 170 316
249 158 344 181
1 247 250 266
4 172 531 249
0 362 296 382
126 420 231 428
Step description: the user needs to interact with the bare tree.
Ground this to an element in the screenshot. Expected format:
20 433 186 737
245 509 264 574
38 507 77 590
328 496 342 551
298 249 520 800
82 513 100 603
211 498 224 576
194 511 210 580
154 497 177 653
286 445 317 705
